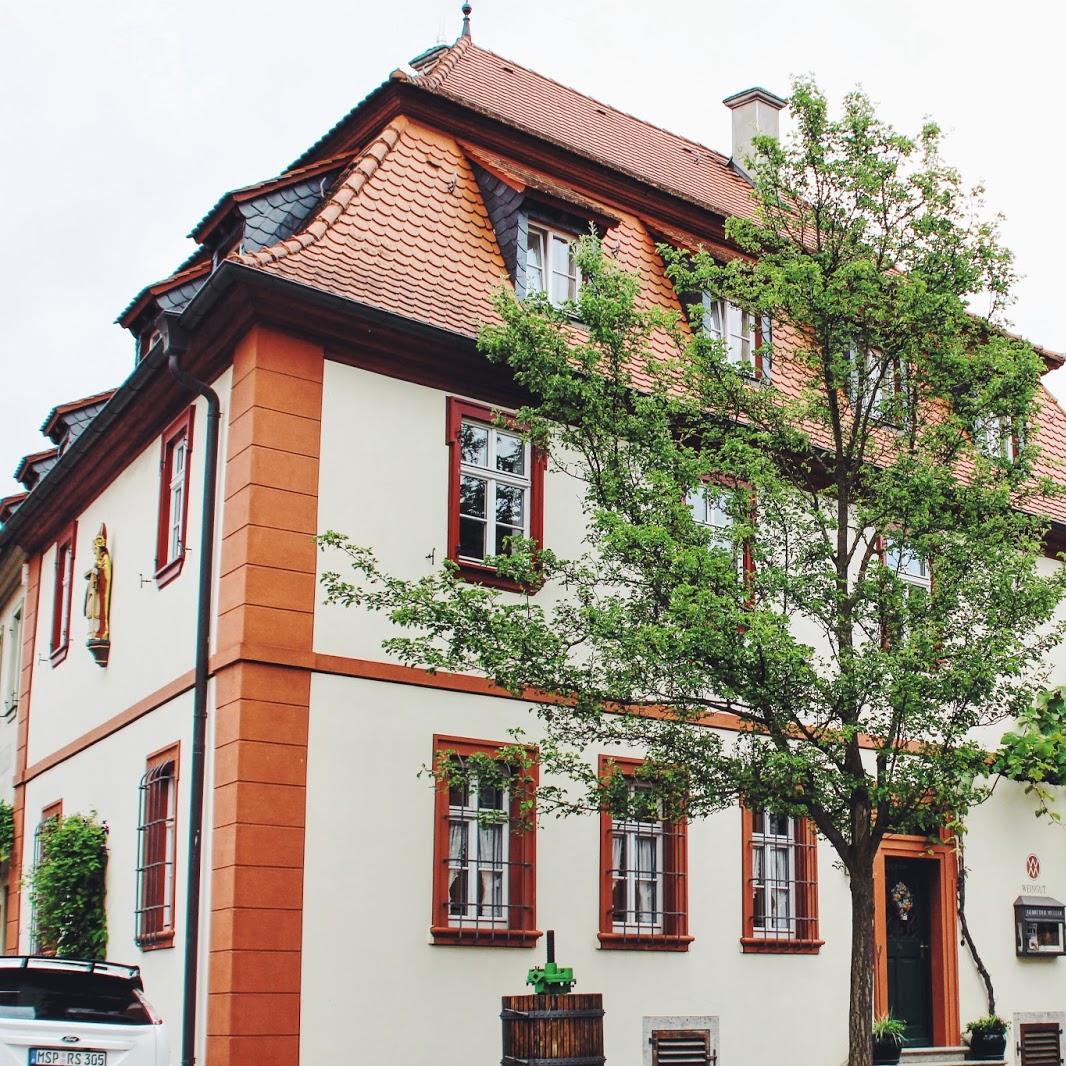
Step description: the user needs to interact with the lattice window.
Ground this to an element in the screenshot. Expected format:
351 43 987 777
599 757 690 949
431 736 538 946
742 807 820 950
135 749 178 948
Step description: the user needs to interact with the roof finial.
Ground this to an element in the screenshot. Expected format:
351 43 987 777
461 2 472 38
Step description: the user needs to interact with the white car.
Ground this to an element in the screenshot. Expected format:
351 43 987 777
0 958 168 1066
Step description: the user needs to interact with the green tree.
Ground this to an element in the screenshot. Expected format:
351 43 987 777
29 812 108 960
320 81 1066 1066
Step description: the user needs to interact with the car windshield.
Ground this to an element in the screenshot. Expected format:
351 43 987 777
0 969 151 1025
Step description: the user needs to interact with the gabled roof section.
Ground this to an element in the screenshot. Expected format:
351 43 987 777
118 261 212 330
0 494 26 526
189 152 352 245
41 391 115 451
14 448 59 492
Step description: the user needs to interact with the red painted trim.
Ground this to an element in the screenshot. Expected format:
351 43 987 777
154 406 195 587
49 522 77 664
597 754 690 951
430 734 540 947
873 834 960 1046
445 397 545 593
20 671 195 785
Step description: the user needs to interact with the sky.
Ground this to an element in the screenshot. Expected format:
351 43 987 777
2 0 1065 497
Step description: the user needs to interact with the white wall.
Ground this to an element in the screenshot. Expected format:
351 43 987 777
28 371 230 766
18 688 195 1029
315 361 588 660
301 672 857 1066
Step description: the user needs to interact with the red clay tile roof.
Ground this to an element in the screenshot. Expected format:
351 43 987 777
235 116 510 339
231 111 1066 523
397 38 759 224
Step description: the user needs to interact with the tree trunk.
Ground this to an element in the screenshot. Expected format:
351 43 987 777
847 860 877 1066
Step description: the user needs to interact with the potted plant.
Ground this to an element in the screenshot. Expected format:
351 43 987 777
872 1015 907 1065
965 1016 1008 1061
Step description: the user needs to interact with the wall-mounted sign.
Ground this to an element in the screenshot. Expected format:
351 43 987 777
1027 854 1041 880
1015 896 1066 957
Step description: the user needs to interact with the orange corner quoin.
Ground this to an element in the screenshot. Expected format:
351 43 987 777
209 326 323 1066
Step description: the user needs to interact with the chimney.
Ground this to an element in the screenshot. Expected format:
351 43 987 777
723 87 787 177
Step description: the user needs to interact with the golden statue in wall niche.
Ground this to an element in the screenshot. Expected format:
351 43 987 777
84 523 112 667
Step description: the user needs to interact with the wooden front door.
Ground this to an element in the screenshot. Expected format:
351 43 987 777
885 857 934 1046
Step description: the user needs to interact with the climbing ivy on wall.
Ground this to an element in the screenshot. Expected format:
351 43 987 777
994 685 1066 818
29 812 108 959
0 800 14 865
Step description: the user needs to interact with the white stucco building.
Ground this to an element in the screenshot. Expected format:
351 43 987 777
2 23 1066 1066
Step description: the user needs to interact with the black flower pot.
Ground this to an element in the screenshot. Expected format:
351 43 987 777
872 1035 902 1065
967 1030 1007 1060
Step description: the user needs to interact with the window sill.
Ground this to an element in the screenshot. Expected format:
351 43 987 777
137 931 175 951
431 925 542 948
598 931 693 952
154 554 185 589
452 559 541 595
49 643 68 667
740 936 823 955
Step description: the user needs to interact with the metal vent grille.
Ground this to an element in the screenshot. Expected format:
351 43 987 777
651 1029 714 1065
1020 1022 1063 1066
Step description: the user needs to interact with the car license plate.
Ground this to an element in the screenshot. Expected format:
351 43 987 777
29 1051 106 1065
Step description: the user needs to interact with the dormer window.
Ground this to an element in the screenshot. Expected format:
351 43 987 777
849 344 903 425
697 296 772 381
974 415 1018 462
525 223 580 306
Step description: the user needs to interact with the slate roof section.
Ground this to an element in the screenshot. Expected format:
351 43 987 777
238 174 340 253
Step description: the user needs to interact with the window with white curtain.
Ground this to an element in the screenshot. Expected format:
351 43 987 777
750 809 797 936
447 768 511 927
610 785 665 933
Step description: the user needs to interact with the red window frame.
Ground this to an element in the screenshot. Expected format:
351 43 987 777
135 742 179 950
740 805 822 954
445 397 546 593
155 407 195 588
430 734 540 947
49 522 77 665
598 755 692 952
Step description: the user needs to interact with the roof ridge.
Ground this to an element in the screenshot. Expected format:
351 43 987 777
234 117 409 271
437 41 733 167
416 35 473 89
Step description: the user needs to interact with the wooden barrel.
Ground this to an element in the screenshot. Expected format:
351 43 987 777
501 993 605 1065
